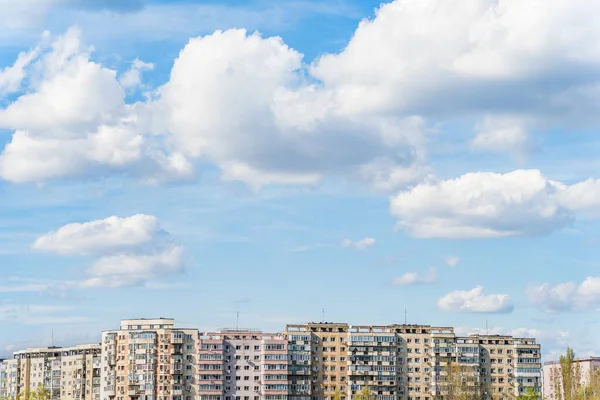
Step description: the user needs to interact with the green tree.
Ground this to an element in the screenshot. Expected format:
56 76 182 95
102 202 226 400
354 386 372 400
438 361 482 400
517 387 538 400
581 365 600 400
16 386 48 400
551 348 583 400
334 388 342 400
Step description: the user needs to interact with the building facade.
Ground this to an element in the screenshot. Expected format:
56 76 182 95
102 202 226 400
100 318 198 400
1 319 542 400
0 358 19 399
0 344 101 400
283 323 542 400
196 329 289 400
543 357 600 399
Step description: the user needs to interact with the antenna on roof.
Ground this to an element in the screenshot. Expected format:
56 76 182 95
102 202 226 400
322 308 325 322
236 312 239 331
486 320 489 335
405 308 407 324
51 329 54 347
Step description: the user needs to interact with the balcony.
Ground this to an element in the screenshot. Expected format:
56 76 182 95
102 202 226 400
172 364 183 374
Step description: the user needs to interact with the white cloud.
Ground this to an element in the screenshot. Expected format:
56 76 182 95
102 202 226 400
446 257 460 267
342 237 375 251
556 179 600 218
32 214 168 255
527 276 600 312
152 28 427 190
438 286 514 313
3 0 600 189
119 58 154 90
32 214 184 288
391 267 437 286
313 0 600 140
0 27 193 183
80 246 183 288
0 27 428 189
390 169 578 238
470 116 537 159
0 36 48 96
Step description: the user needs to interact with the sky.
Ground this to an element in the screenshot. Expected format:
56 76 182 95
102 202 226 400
1 0 600 362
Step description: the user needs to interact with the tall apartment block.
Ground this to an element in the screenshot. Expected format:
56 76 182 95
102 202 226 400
100 318 198 400
0 344 101 400
1 318 542 400
283 323 542 400
0 358 18 399
543 356 600 399
195 329 290 400
284 323 348 400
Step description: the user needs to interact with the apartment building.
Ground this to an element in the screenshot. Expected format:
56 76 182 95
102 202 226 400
12 346 62 399
100 318 198 400
2 318 542 400
284 323 348 400
283 323 449 400
196 329 289 400
543 356 600 399
59 344 102 400
0 344 101 400
283 323 542 400
0 358 18 399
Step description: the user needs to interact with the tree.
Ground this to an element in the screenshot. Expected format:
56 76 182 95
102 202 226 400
354 386 372 400
334 388 342 400
517 387 538 400
581 365 600 400
441 361 482 400
551 348 583 400
16 386 48 400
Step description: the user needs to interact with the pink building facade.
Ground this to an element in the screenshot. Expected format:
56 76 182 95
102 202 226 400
197 330 288 400
543 357 600 399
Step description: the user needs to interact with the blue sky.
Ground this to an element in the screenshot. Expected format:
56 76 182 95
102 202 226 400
1 0 600 361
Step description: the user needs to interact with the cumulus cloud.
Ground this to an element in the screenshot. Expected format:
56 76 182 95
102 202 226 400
527 277 600 312
342 237 375 251
391 267 437 286
438 286 514 313
314 0 600 141
32 214 183 288
3 0 600 187
0 27 193 183
0 27 429 189
446 257 460 267
32 214 168 255
389 169 600 238
119 58 154 90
